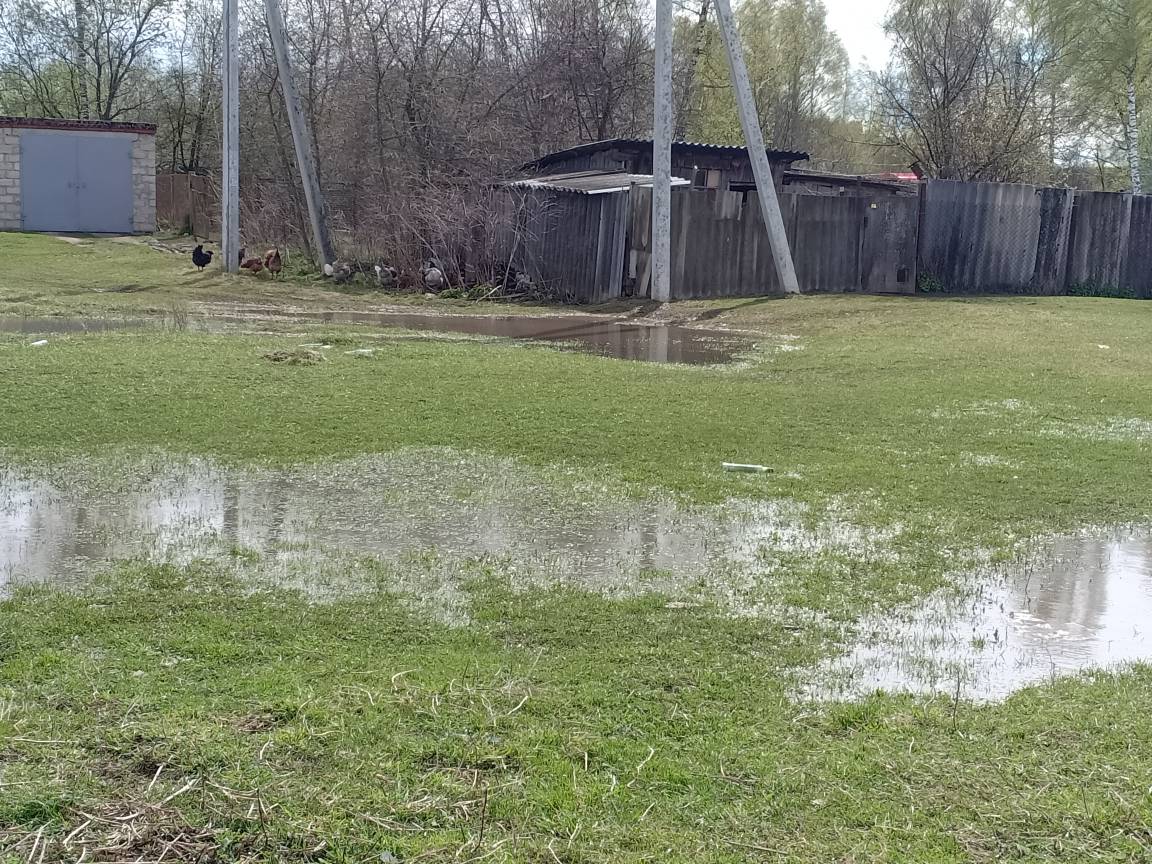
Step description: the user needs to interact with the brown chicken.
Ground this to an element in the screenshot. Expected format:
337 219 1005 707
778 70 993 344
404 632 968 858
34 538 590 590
240 257 265 274
264 248 283 278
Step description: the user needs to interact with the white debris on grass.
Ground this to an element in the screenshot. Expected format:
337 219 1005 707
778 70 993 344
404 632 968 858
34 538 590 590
959 452 1021 469
1040 416 1152 443
930 398 1036 420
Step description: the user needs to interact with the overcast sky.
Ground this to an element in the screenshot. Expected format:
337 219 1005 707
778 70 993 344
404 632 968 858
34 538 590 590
823 0 891 70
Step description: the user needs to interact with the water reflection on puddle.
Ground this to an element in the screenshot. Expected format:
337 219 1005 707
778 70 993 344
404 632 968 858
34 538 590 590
808 529 1152 702
6 450 1152 699
0 451 878 620
0 313 753 365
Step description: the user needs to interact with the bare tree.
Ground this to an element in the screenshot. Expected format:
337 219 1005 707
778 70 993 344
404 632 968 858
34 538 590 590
875 0 1067 181
0 0 174 119
154 0 222 171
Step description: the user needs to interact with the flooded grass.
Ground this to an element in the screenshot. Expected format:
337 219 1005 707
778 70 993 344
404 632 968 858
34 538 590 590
5 238 1152 859
0 449 894 623
0 312 755 365
9 449 1152 700
807 527 1152 701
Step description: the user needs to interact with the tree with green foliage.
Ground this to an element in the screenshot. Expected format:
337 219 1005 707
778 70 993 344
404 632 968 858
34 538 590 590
1057 0 1152 191
672 0 850 153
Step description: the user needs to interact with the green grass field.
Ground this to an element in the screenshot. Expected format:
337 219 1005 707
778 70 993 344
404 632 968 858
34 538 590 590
2 233 1152 862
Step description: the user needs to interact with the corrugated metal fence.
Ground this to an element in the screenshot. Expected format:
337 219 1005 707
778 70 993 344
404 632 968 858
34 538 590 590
627 187 918 299
918 180 1152 297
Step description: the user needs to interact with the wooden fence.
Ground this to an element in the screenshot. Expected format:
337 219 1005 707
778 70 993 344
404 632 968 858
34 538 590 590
156 173 218 238
155 171 1152 301
502 189 628 303
628 187 918 299
918 180 1152 298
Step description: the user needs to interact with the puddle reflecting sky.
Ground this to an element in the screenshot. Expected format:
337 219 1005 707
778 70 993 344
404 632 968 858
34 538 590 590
807 529 1152 701
0 451 878 618
4 450 1151 699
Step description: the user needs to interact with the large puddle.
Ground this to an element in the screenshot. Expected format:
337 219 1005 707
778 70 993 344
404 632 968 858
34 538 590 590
0 451 879 621
5 451 1151 699
0 317 144 334
809 528 1152 701
0 312 753 365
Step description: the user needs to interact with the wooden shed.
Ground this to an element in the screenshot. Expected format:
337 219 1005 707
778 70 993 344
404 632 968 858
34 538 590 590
0 116 156 234
523 139 808 192
499 170 690 303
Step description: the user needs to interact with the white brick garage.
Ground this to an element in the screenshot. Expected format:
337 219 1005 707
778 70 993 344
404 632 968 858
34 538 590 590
0 117 156 234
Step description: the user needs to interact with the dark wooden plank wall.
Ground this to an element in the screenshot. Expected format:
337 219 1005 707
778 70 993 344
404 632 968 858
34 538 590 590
1032 187 1074 294
792 195 862 292
1065 191 1132 290
156 173 218 238
918 180 1043 292
671 190 780 297
630 187 917 298
506 189 626 303
917 180 1152 297
495 179 1152 303
860 197 919 293
1122 196 1152 298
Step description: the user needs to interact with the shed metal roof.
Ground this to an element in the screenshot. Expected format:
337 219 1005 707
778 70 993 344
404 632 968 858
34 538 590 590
503 170 692 195
523 138 809 170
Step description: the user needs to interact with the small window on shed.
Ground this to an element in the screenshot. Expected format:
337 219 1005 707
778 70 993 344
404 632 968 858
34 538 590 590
692 168 707 188
706 169 722 189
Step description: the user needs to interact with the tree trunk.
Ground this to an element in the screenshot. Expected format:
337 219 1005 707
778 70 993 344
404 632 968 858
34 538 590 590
673 0 710 141
1126 73 1142 194
74 0 90 119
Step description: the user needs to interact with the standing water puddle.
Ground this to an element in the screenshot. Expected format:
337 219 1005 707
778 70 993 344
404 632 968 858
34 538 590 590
0 312 752 365
0 317 147 334
6 450 1151 698
0 450 877 620
808 528 1152 701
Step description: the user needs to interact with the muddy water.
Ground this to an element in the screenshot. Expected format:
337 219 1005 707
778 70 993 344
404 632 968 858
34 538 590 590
0 317 149 334
0 451 876 620
808 528 1152 701
0 313 752 365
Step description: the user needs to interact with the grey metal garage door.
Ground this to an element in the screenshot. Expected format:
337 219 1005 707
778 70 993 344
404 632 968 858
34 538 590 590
20 132 133 233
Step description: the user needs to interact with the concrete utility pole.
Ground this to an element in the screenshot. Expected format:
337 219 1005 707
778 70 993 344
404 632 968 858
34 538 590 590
711 0 800 294
264 0 335 268
221 0 239 273
651 0 674 302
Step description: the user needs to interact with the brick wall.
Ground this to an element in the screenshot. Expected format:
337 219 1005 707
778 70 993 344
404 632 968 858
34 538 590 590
132 133 156 233
0 129 20 230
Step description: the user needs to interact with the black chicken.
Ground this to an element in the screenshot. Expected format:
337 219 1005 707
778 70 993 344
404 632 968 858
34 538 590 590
192 244 214 271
